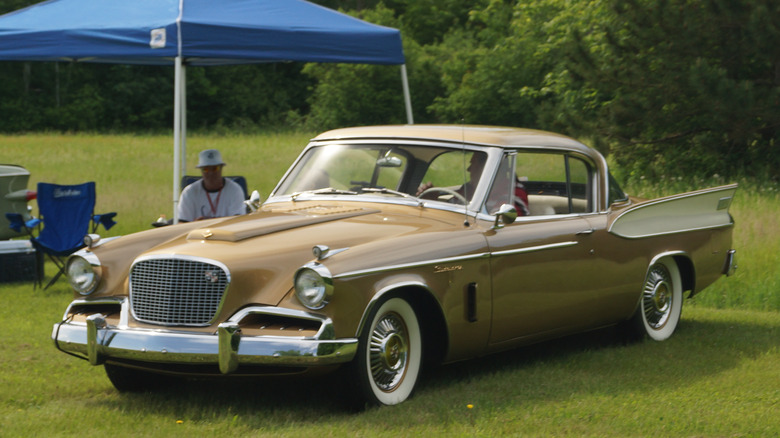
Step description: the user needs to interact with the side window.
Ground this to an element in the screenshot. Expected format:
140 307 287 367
486 154 515 214
568 158 590 212
485 153 533 216
608 172 628 205
515 152 593 215
420 151 486 203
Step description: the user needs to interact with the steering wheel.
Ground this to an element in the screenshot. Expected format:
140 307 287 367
418 187 468 205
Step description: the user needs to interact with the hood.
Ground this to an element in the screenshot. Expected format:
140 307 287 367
135 201 474 316
185 204 380 242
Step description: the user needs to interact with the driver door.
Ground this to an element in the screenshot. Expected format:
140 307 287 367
486 151 605 345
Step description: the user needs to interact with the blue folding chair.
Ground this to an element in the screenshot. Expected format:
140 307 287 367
6 182 117 289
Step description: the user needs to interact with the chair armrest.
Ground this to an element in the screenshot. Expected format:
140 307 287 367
26 217 41 229
5 213 40 233
5 213 24 233
92 212 117 232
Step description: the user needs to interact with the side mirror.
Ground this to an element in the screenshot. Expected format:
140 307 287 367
492 203 517 229
245 190 263 212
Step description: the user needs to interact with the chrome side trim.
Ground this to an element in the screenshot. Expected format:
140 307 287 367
610 222 735 240
490 241 578 257
335 252 490 279
335 241 578 280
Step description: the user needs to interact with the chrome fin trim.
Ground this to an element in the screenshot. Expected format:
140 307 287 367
609 184 737 239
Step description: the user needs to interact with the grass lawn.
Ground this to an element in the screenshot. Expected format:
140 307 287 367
1 279 778 437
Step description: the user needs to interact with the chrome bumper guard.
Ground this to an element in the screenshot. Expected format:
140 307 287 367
723 249 737 277
52 307 357 374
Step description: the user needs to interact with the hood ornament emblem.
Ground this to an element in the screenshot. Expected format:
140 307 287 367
204 270 220 283
312 244 349 261
201 230 214 239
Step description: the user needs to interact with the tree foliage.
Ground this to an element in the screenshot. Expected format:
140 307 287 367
553 0 780 180
0 0 777 179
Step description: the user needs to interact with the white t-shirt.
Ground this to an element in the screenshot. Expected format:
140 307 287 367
177 178 245 222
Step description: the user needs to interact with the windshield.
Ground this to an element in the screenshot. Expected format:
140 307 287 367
274 143 488 207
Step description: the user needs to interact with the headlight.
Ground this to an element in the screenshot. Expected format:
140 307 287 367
294 263 333 310
66 254 101 295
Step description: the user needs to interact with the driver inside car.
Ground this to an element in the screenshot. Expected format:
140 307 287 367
416 152 486 203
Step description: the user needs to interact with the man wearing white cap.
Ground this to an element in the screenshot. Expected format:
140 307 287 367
177 149 245 222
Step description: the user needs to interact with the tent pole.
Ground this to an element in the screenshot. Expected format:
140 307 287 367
181 63 187 178
401 64 413 124
173 56 183 224
181 63 187 176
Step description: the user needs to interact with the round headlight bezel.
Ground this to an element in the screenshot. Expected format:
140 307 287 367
294 263 334 310
66 254 101 295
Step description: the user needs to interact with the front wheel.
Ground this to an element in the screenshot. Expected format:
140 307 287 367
353 297 422 406
628 257 683 341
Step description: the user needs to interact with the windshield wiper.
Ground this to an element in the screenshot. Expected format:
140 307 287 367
291 187 358 201
360 187 414 198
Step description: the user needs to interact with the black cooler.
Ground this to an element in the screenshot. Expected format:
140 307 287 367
0 240 43 283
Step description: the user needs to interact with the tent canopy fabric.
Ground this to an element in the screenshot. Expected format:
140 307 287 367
0 0 405 65
0 0 410 221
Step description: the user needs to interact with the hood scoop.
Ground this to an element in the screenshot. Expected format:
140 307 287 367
187 205 378 242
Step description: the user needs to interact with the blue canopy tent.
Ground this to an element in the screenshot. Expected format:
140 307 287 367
0 0 412 221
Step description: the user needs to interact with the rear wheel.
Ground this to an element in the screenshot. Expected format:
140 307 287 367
353 296 422 406
629 257 683 341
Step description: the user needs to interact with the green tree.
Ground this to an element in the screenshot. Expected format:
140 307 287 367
540 0 780 180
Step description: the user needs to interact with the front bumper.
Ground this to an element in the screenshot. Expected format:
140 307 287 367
52 302 357 374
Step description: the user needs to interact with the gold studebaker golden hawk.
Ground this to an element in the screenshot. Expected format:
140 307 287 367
54 125 737 406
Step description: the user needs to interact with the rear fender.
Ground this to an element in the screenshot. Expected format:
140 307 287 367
608 184 737 239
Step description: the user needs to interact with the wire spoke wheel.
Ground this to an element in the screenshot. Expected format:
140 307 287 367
628 257 683 342
643 265 673 329
369 312 409 391
354 297 421 406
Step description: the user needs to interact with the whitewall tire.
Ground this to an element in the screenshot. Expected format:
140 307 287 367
630 257 683 341
354 297 422 406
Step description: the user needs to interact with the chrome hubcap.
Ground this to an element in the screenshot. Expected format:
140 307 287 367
643 265 672 329
369 312 409 392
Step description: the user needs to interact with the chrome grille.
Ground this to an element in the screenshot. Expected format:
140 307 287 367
130 257 229 326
